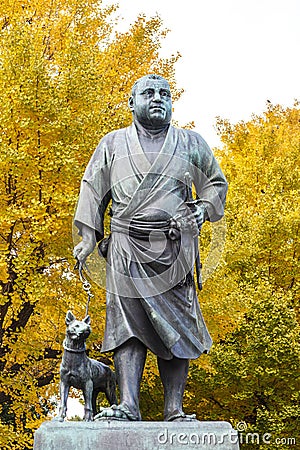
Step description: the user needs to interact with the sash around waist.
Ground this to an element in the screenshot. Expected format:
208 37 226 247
111 217 171 240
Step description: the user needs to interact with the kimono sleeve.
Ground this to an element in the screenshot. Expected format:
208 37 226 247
74 137 112 241
191 133 228 222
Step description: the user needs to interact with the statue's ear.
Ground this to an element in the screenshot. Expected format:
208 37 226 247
83 315 91 326
128 96 134 112
66 310 76 325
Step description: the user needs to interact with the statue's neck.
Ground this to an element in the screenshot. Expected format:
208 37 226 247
134 119 169 136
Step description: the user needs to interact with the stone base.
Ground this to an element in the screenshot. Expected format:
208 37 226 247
34 420 240 449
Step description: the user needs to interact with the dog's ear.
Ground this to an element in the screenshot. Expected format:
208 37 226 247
66 310 76 325
83 315 91 326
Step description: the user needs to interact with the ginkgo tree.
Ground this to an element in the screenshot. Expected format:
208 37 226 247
0 0 180 448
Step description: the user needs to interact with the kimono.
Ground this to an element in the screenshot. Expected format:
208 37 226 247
74 123 228 360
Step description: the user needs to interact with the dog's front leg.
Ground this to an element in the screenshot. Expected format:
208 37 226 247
58 381 70 422
83 379 94 421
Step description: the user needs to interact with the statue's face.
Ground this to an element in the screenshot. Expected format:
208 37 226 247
129 78 172 128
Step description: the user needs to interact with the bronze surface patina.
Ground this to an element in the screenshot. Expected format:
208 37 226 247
73 74 228 422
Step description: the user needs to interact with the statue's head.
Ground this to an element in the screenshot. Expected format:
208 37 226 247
128 74 172 129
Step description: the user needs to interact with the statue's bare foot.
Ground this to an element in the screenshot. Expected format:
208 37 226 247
165 411 199 422
94 403 140 421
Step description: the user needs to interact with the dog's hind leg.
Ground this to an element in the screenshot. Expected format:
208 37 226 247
92 389 99 416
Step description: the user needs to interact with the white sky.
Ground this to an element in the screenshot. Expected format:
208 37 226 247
104 0 300 148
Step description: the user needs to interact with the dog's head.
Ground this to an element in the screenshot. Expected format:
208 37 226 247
65 310 91 342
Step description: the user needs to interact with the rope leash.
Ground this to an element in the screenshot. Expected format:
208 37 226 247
74 258 94 317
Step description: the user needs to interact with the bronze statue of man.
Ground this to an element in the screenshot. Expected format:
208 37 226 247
73 74 228 421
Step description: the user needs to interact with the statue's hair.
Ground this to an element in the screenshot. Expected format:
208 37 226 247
131 74 169 96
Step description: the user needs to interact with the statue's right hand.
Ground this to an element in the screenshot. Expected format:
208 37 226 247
73 240 95 264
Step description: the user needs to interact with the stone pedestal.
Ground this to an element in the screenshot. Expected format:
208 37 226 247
34 420 240 449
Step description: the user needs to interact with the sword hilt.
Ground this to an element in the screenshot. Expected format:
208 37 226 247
184 172 193 203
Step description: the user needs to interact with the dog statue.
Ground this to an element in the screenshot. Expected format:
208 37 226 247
56 310 117 421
